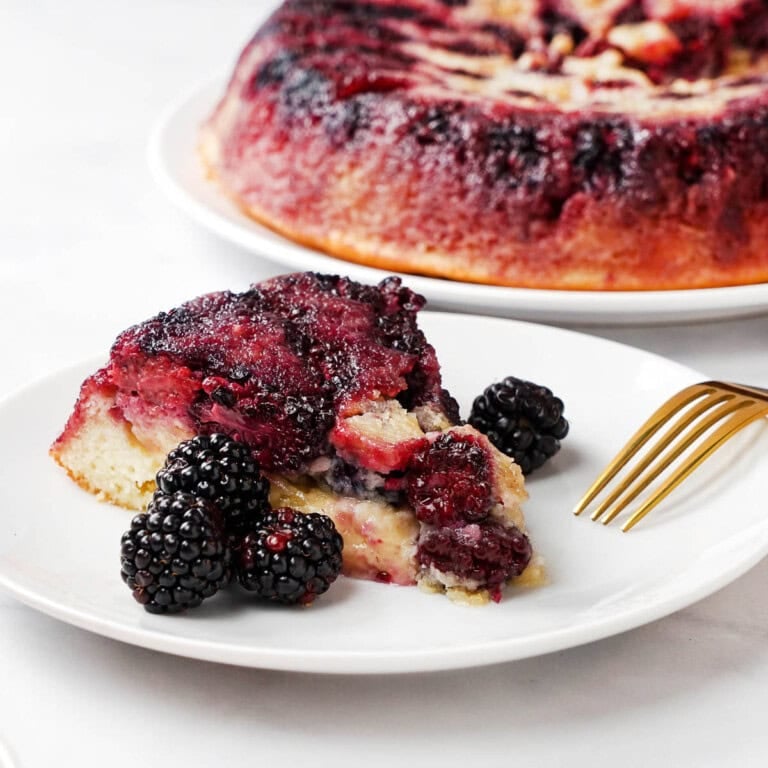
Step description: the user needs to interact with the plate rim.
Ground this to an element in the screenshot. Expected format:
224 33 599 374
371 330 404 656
2 314 768 674
3 548 766 674
147 77 768 327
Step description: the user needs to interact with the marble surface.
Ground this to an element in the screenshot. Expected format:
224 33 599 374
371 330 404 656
1 2 768 766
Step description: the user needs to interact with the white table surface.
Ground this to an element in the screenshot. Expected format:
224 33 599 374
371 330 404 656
2 2 768 766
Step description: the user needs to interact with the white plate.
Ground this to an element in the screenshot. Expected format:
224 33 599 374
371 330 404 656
148 79 768 326
2 314 768 673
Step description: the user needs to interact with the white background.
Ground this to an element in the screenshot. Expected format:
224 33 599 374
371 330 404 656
2 2 768 766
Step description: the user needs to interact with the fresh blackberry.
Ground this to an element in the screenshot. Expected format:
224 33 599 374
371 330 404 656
469 376 569 474
235 507 344 605
417 521 532 602
120 491 230 614
156 433 270 535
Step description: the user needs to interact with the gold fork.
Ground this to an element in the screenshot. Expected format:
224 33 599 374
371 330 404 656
573 381 768 532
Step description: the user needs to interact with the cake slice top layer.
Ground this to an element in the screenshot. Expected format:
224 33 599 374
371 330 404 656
241 0 768 121
102 273 459 473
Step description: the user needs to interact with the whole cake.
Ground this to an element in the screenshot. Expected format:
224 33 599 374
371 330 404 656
52 273 534 602
201 0 768 290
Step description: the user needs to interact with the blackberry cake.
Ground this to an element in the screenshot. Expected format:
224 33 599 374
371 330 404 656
201 0 768 290
52 273 534 602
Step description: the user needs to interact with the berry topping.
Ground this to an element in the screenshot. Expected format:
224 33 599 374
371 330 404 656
156 433 270 536
417 521 532 602
406 432 494 526
108 273 456 474
469 376 569 475
234 508 344 605
120 491 231 614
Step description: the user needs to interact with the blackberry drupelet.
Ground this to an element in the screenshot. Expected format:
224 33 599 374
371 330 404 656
235 507 344 605
156 433 270 535
469 376 569 475
120 491 231 614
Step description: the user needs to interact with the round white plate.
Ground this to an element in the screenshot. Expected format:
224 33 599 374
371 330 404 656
149 79 768 326
2 314 768 674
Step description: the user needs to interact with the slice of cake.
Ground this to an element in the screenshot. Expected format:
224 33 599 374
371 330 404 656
52 272 533 602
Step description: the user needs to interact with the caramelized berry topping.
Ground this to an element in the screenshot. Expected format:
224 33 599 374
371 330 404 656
109 274 455 474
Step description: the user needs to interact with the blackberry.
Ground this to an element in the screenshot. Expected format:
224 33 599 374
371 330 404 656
156 433 270 535
406 432 493 526
120 491 230 614
469 376 569 474
417 521 532 602
235 508 343 605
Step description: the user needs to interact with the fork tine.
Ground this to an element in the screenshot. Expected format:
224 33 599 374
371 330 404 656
573 383 717 517
589 391 733 522
621 401 768 531
597 397 754 525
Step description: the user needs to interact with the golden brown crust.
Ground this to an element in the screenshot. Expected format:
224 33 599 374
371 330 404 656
49 390 184 510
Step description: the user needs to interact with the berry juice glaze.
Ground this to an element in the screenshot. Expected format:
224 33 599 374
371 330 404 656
105 273 456 473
